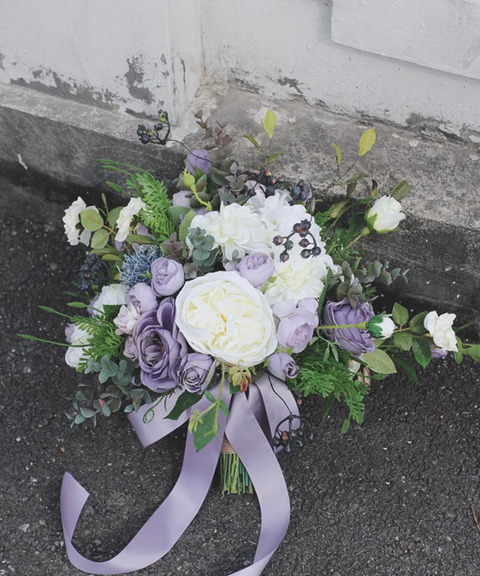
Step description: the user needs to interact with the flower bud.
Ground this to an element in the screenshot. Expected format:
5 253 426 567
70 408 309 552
365 195 406 234
367 316 396 339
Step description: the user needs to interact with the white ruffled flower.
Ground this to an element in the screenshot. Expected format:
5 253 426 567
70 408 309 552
365 195 406 233
115 197 146 243
113 304 141 335
62 197 98 246
92 284 129 316
65 325 91 369
189 203 273 261
424 311 458 352
175 271 277 367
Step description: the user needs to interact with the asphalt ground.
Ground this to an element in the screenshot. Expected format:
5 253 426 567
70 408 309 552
1 210 480 576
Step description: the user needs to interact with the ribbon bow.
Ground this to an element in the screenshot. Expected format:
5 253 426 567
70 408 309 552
61 374 299 575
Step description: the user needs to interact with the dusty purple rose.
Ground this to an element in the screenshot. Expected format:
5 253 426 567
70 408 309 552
129 283 158 314
237 252 274 287
276 300 319 353
268 352 299 380
430 344 448 359
133 299 187 393
172 191 191 208
151 257 185 297
186 149 211 175
178 353 216 394
322 298 375 357
124 336 138 361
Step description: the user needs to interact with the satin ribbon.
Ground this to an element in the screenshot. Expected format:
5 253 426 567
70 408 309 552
60 375 298 575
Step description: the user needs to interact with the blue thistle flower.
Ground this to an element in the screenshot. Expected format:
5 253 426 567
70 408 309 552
120 245 163 287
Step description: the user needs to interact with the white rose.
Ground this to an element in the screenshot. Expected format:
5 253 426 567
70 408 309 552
175 271 277 367
365 195 406 233
91 284 129 316
65 325 91 368
113 304 141 335
424 311 458 352
115 197 147 243
189 203 273 261
62 197 98 246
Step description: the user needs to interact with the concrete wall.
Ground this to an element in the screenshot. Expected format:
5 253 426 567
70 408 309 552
0 1 478 137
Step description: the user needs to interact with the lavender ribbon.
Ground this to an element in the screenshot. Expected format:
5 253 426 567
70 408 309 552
60 375 298 575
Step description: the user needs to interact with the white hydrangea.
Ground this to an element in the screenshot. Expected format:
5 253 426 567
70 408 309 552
115 197 147 243
91 284 129 316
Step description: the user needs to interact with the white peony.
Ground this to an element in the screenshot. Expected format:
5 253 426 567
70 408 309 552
175 271 277 367
91 284 129 316
365 195 406 233
113 304 141 335
62 197 98 246
189 203 273 261
424 311 458 352
65 325 91 368
115 197 147 243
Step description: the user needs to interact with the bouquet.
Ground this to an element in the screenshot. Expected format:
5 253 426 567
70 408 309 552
21 109 480 575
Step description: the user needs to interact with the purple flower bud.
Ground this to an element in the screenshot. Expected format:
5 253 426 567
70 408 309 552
150 257 185 297
237 252 274 287
129 283 158 314
267 352 299 380
178 353 216 394
186 149 211 175
322 298 375 357
277 304 319 353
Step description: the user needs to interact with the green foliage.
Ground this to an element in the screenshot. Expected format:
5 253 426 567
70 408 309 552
411 337 432 369
166 390 203 421
392 303 409 326
361 349 397 374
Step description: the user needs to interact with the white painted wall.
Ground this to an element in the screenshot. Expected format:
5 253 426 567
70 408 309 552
0 0 202 122
0 0 478 135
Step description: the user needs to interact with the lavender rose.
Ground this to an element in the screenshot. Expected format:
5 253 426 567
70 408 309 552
276 300 319 353
178 353 216 394
322 298 375 357
151 257 185 297
430 344 448 359
237 252 274 287
129 283 158 314
133 299 187 393
268 352 299 380
186 149 211 175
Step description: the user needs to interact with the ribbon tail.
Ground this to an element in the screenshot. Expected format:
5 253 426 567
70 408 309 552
61 392 230 575
225 392 290 576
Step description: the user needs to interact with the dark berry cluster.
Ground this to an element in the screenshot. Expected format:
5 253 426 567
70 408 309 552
273 219 322 261
272 415 313 454
137 110 171 146
78 254 109 292
289 180 312 203
263 169 287 197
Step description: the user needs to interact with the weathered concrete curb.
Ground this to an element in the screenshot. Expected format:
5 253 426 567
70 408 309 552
1 82 479 329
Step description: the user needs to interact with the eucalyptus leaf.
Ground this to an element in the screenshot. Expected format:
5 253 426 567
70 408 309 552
168 205 191 225
107 206 123 227
80 209 104 231
125 234 156 245
179 210 197 243
91 228 110 249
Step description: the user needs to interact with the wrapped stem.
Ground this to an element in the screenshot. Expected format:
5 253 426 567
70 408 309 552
219 437 253 494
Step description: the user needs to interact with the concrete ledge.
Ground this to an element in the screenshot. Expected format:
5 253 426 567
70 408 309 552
1 82 479 330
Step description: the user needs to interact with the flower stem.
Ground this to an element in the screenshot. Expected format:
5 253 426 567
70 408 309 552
319 322 368 331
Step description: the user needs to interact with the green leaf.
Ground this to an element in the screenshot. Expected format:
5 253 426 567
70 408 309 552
346 181 357 196
361 349 397 374
393 357 418 383
168 205 191 225
358 128 376 157
263 110 277 139
80 209 104 231
101 253 123 262
322 393 336 420
465 344 480 362
266 152 284 165
79 407 96 418
166 390 202 421
328 199 352 219
192 409 217 452
219 399 229 418
243 134 260 148
390 180 410 201
341 418 351 434
392 303 409 326
411 338 432 369
331 143 342 166
409 311 429 335
347 172 370 184
91 228 110 249
107 206 123 227
394 331 413 351
179 210 197 243
125 234 156 245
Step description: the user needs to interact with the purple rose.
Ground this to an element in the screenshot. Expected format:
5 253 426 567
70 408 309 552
133 300 187 393
237 252 274 287
151 258 185 297
186 149 211 175
129 283 158 314
322 298 375 357
172 191 191 208
268 352 299 380
178 353 216 394
65 323 75 344
276 300 319 353
124 336 138 361
430 344 448 359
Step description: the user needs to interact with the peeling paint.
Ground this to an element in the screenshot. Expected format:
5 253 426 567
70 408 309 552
278 77 303 95
124 57 155 104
